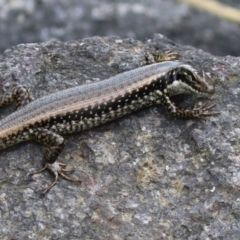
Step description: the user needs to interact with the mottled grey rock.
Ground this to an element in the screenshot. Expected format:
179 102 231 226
0 0 240 56
0 35 239 239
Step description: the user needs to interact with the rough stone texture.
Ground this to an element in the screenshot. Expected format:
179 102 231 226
0 0 240 56
0 35 240 239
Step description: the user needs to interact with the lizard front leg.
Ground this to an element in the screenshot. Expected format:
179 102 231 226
156 90 218 119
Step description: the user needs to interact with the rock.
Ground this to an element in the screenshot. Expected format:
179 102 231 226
0 35 239 239
0 0 240 56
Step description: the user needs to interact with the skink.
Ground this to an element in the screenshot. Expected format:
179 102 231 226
0 53 217 193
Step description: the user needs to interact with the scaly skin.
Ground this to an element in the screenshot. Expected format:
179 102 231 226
0 52 218 193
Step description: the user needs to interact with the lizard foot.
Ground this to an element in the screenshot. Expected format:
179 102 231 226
174 103 219 120
144 50 179 64
192 103 220 120
30 162 81 194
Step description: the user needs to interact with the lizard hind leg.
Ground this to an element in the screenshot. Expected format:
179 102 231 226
29 128 81 193
0 85 33 109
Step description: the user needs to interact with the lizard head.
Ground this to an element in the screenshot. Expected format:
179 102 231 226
166 64 215 97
